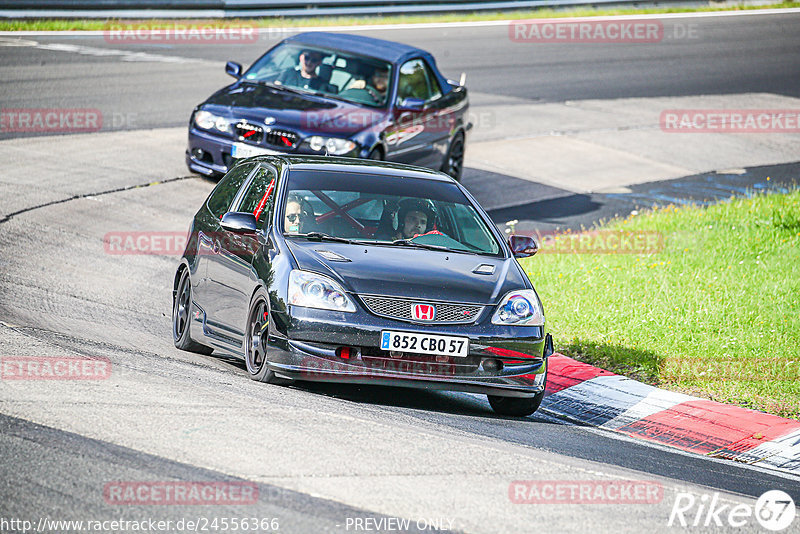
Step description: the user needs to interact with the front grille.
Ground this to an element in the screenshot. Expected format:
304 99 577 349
265 128 298 149
235 121 263 144
359 295 483 324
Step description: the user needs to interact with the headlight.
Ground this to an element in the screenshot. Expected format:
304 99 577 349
288 270 356 313
307 136 356 155
491 289 544 326
194 110 231 133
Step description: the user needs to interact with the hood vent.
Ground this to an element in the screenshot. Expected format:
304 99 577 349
315 249 351 262
473 264 495 275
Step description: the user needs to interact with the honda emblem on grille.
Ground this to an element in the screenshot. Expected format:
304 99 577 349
412 303 436 321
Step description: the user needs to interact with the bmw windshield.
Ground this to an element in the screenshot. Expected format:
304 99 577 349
243 43 393 108
281 169 503 256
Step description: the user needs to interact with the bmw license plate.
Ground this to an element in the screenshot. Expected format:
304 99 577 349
380 331 469 357
231 143 280 159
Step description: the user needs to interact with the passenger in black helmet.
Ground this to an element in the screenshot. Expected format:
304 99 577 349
393 198 437 240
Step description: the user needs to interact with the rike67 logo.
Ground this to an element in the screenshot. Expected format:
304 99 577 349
669 490 796 531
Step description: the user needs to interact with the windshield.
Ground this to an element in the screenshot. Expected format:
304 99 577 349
243 43 392 108
281 170 502 256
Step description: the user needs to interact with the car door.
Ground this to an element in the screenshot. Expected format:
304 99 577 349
206 164 278 338
385 58 443 168
196 162 256 344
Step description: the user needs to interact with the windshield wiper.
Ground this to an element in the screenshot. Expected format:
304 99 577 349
247 80 314 98
390 239 453 252
299 232 362 244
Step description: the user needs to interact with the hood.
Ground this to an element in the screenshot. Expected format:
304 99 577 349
202 82 388 136
286 240 529 305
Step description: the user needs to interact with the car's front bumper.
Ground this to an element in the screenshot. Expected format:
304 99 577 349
266 306 549 398
186 127 362 177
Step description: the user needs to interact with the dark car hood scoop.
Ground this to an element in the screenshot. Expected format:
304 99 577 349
287 240 528 305
202 82 386 135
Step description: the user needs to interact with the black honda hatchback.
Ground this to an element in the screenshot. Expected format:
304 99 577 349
172 156 551 416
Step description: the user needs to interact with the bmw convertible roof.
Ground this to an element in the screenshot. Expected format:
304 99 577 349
284 31 431 64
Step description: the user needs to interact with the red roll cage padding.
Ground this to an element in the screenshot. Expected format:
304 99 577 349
312 190 373 237
252 178 276 221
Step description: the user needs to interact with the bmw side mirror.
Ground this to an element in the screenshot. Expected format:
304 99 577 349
225 61 242 79
397 98 424 111
510 235 538 258
221 212 257 234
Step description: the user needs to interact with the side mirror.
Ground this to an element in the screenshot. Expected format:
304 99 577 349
397 97 424 111
221 212 257 234
225 61 242 79
510 235 538 258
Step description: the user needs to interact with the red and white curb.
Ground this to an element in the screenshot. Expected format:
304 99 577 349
542 354 800 475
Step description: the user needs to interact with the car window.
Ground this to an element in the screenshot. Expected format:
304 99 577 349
397 58 441 103
242 43 392 108
283 170 501 256
237 166 279 225
445 203 498 253
206 163 254 219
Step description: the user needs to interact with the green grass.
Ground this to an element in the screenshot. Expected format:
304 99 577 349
521 188 800 419
1 2 798 31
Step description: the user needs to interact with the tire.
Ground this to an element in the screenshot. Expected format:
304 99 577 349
487 370 547 416
173 269 213 355
244 293 277 383
441 132 465 182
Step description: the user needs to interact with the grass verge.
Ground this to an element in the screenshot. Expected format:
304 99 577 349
0 2 798 31
521 189 800 419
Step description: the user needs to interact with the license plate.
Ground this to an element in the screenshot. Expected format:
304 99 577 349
231 143 280 159
380 331 469 357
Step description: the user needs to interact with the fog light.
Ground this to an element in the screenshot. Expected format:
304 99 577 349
191 148 204 159
482 358 503 372
390 351 404 359
335 347 353 359
435 355 449 363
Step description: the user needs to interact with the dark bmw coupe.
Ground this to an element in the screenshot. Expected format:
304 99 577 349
186 32 469 181
173 156 551 416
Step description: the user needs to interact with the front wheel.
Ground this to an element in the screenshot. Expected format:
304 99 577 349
488 369 546 416
488 390 545 417
245 294 277 383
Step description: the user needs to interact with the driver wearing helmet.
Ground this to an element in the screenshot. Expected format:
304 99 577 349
393 198 438 240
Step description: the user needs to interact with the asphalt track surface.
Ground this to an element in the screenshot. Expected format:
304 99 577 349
1 11 800 534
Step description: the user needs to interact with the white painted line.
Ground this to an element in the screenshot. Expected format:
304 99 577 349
0 8 798 37
0 37 210 64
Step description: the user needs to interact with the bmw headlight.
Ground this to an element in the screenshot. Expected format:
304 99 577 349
491 289 544 326
288 270 356 313
307 136 357 155
194 110 231 133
